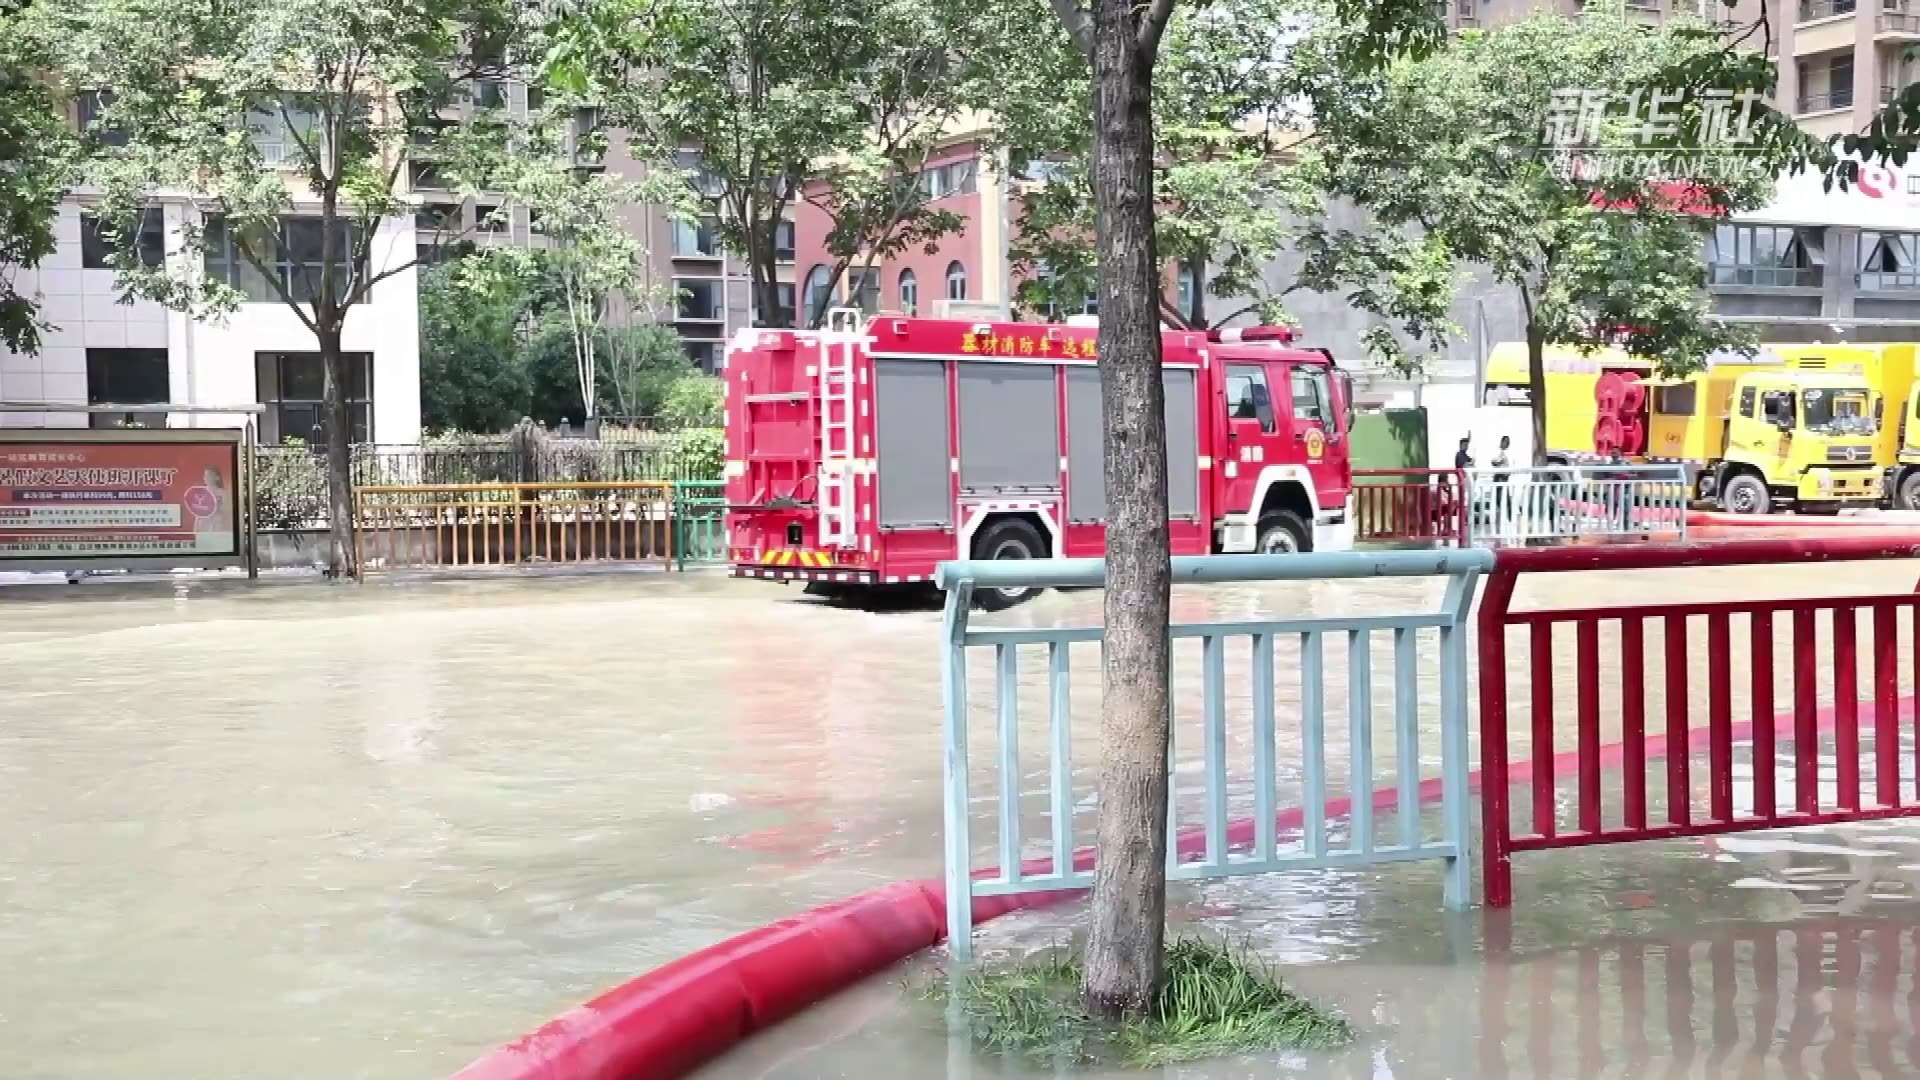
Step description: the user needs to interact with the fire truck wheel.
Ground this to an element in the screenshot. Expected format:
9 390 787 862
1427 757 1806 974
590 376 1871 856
1720 473 1771 516
973 519 1047 611
1255 510 1312 554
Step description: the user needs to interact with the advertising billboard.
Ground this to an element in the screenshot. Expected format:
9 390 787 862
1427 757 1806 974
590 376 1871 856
0 431 243 566
1739 160 1920 231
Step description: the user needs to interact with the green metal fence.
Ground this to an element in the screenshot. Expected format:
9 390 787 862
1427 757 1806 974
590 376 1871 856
673 481 728 569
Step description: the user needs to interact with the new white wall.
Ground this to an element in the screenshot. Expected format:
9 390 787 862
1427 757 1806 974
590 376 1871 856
0 199 421 443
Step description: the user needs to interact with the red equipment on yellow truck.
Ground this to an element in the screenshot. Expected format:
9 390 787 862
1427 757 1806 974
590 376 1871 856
723 311 1357 608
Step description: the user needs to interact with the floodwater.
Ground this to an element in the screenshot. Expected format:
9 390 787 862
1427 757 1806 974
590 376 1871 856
1 558 1918 1078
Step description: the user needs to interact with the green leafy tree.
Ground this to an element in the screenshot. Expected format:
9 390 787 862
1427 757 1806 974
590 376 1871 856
0 0 81 354
1004 0 1306 329
550 0 872 328
794 1 1020 326
40 0 629 576
418 259 534 433
599 322 700 420
1295 3 1803 460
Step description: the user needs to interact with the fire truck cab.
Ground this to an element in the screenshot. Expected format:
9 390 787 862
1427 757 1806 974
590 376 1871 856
724 313 1354 607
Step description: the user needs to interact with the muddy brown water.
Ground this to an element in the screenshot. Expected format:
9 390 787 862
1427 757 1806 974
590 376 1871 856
1 560 1916 1078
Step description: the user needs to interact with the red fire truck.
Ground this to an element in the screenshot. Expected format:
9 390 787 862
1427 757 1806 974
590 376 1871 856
723 312 1355 608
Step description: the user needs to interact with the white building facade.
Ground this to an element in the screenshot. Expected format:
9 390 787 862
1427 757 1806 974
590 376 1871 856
0 198 421 444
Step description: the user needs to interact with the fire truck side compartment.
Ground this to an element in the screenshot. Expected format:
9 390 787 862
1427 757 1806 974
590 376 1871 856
1162 368 1199 519
1061 366 1200 521
1065 368 1106 521
873 360 953 528
957 362 1060 492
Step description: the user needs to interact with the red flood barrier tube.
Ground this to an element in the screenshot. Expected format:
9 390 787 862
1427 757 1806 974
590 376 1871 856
450 878 1084 1080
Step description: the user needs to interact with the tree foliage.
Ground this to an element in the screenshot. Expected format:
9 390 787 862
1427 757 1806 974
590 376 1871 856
0 0 81 355
1003 0 1311 329
794 1 1026 325
419 259 534 433
1296 2 1802 454
421 256 702 431
35 0 630 575
550 0 858 326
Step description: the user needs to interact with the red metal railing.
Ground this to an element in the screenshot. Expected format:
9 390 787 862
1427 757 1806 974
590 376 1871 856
1477 538 1920 908
1352 467 1469 547
1479 919 1920 1076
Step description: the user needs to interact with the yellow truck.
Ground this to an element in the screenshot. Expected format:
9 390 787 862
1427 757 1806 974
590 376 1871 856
1484 342 1882 513
1766 343 1920 509
1641 365 1879 515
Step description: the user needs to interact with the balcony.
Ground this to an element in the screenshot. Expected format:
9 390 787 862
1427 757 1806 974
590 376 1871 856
1859 269 1920 290
1797 89 1855 113
1878 6 1920 36
1800 0 1856 18
1709 264 1825 288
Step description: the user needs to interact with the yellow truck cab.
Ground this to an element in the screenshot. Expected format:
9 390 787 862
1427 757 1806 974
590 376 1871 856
1493 340 1882 513
1681 368 1880 514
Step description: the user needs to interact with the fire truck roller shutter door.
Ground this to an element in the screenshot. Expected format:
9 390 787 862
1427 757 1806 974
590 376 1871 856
874 360 954 528
1062 367 1199 521
958 362 1060 491
1163 368 1199 519
1065 368 1106 520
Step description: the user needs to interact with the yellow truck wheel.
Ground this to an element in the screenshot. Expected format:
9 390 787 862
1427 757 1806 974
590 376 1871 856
1899 470 1920 512
1721 473 1771 515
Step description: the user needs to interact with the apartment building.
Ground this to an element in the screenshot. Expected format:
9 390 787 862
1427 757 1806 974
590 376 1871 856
604 144 799 374
1 91 422 442
1440 0 1920 343
788 136 1052 323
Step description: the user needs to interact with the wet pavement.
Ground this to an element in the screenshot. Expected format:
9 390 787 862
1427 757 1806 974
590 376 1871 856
1 561 1918 1078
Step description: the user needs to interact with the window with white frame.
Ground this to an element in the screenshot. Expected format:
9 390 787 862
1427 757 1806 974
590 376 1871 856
918 159 978 200
946 261 968 302
899 269 919 315
244 97 322 166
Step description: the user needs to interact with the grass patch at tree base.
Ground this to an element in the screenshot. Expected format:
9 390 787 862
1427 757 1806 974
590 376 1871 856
933 937 1354 1067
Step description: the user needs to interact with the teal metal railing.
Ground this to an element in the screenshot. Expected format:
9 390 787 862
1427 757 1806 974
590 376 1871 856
934 550 1493 962
673 481 727 570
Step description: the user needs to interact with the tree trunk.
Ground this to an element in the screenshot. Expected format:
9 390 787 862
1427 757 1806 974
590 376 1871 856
1526 320 1548 466
319 321 357 579
1080 0 1171 1021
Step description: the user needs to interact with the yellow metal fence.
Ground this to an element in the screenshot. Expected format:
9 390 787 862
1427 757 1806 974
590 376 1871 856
353 482 676 573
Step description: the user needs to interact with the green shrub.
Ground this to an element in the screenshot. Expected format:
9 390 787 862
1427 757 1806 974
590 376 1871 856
252 442 328 530
660 375 723 428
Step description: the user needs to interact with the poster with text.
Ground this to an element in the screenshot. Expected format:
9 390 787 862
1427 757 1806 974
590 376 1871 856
0 440 240 560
